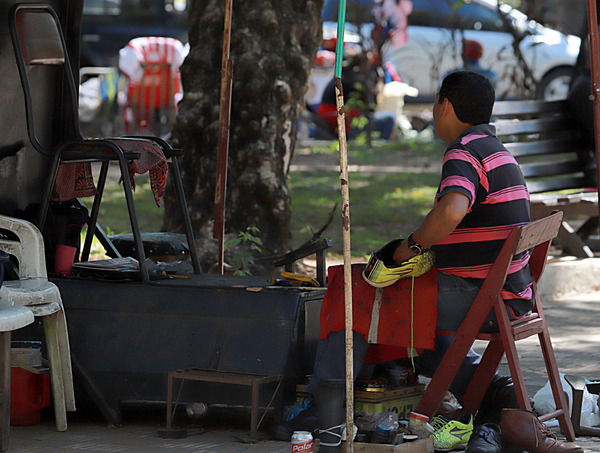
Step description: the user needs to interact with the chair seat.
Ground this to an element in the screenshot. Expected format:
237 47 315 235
28 301 61 317
0 278 62 306
0 302 34 332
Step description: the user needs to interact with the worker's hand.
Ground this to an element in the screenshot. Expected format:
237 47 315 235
363 245 435 288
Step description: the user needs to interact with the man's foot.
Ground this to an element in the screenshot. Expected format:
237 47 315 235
432 413 474 451
465 423 502 453
270 404 318 441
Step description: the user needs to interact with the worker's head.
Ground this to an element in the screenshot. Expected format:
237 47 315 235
433 71 495 143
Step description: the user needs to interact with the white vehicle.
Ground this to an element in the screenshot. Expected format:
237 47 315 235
322 0 581 101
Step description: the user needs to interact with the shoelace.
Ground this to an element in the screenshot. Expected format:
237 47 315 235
476 428 495 444
532 418 559 447
430 415 449 432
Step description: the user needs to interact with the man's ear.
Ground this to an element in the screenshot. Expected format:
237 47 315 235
441 98 455 119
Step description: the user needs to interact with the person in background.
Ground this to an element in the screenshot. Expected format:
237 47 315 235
462 39 498 88
317 47 397 140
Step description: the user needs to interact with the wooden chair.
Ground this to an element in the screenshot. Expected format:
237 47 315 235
415 211 576 442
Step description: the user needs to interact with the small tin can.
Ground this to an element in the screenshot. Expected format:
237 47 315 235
291 430 313 452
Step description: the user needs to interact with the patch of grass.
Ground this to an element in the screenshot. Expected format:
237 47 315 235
93 137 444 260
289 171 439 256
89 174 164 235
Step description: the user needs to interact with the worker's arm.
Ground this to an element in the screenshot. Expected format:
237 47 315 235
393 191 470 264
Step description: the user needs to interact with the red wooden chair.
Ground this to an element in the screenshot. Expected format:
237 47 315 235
415 210 576 441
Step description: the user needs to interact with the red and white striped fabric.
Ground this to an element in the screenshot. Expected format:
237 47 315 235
118 36 188 108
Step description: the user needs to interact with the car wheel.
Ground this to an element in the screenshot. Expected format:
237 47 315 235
537 67 574 101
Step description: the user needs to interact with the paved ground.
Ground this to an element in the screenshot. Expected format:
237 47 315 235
6 287 600 452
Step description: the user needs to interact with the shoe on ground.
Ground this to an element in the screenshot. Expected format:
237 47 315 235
270 404 318 441
466 423 502 453
499 408 583 453
432 412 473 451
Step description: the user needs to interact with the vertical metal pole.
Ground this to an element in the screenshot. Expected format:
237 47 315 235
586 0 600 224
213 0 234 274
335 1 353 450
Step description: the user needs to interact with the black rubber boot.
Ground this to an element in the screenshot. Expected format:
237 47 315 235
314 379 346 453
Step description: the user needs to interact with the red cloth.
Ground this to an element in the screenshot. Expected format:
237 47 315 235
52 139 168 206
53 163 97 201
111 139 168 207
320 264 438 364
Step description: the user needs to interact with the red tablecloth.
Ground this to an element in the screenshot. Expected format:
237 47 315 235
320 264 438 364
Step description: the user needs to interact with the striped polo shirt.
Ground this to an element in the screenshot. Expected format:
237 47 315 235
432 124 533 317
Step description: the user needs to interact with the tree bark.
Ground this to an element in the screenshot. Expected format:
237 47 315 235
162 0 324 272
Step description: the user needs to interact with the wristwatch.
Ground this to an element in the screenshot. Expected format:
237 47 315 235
407 232 425 255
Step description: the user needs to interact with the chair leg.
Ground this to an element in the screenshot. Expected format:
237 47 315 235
538 323 576 441
43 314 68 431
54 308 75 412
415 335 478 418
0 332 11 452
461 340 505 415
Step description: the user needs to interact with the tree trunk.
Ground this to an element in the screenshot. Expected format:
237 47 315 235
162 0 324 272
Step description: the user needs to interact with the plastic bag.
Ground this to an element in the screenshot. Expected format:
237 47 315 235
355 411 399 432
533 373 600 428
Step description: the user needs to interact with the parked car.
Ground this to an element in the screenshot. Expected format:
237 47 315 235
81 0 188 67
322 0 581 101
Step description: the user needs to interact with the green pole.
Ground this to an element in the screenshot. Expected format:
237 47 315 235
334 0 347 78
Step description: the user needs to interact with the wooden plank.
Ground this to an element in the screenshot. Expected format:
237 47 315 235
338 437 434 453
520 160 584 179
527 176 589 194
493 99 567 117
494 117 566 136
504 138 581 158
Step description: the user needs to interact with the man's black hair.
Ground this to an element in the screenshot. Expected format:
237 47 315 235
438 71 495 125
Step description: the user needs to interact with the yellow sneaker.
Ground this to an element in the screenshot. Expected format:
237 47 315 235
432 413 473 451
362 239 435 287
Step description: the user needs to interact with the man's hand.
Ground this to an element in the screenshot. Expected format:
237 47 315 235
393 192 470 265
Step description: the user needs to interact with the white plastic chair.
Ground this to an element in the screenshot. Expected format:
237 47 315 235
0 215 75 431
0 301 34 451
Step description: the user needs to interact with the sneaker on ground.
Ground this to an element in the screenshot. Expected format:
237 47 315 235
433 412 474 452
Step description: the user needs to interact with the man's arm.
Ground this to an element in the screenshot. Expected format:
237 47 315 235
392 192 470 264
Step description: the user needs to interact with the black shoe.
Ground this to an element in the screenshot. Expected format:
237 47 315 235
270 404 319 441
466 423 502 453
476 376 519 424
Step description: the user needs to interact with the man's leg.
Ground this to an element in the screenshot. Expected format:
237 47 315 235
415 272 518 417
308 330 370 452
306 330 369 393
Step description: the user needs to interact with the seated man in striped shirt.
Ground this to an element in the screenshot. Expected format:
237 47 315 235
393 70 531 421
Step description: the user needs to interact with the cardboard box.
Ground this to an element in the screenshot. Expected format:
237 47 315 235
296 384 425 421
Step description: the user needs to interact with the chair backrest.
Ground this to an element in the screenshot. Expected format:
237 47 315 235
0 215 47 279
472 211 563 327
9 3 82 155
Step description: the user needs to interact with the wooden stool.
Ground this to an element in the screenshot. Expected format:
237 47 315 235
415 211 576 441
166 369 282 440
